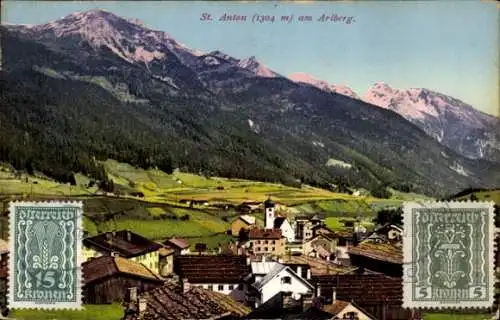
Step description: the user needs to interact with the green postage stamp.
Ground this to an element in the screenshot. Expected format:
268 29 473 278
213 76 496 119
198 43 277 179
8 201 83 310
403 201 496 310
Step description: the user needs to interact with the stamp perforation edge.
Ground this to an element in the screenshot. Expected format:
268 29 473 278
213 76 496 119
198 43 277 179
402 200 496 311
7 200 84 310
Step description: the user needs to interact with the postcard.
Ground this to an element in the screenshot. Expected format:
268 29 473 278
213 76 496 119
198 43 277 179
0 1 498 319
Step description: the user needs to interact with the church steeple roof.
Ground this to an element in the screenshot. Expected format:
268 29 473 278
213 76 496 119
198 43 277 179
264 196 275 208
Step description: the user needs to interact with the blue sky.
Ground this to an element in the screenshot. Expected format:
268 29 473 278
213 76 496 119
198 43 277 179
3 1 498 116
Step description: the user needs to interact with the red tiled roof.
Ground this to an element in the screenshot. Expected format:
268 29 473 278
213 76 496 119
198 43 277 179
249 228 282 239
174 255 250 284
311 274 403 305
83 230 162 258
123 281 251 320
83 256 162 285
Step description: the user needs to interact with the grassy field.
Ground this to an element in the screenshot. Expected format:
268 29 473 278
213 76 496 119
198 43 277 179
0 159 427 245
325 217 374 231
9 304 123 320
423 313 492 320
453 189 500 204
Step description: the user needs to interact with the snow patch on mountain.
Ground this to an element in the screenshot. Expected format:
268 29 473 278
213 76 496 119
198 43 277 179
449 162 469 177
363 83 439 119
238 56 278 78
326 158 352 169
312 141 325 148
248 119 261 133
288 72 360 99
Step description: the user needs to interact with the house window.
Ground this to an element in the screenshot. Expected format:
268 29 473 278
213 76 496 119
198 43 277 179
281 276 292 284
264 240 268 244
256 240 260 244
218 285 224 291
343 312 359 320
264 247 268 251
228 285 234 290
208 285 213 291
255 247 260 252
272 240 276 244
272 247 275 251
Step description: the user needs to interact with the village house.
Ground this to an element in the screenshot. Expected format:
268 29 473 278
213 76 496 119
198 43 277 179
158 247 175 277
83 256 163 304
174 255 251 303
248 228 285 256
287 288 377 320
247 258 315 309
303 233 337 261
163 237 190 255
231 214 257 236
370 223 403 242
82 230 163 274
333 230 356 265
311 224 336 238
348 238 403 277
311 274 413 320
294 214 326 241
123 279 251 320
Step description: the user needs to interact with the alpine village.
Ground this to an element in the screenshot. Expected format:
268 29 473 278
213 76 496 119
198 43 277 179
1 7 500 320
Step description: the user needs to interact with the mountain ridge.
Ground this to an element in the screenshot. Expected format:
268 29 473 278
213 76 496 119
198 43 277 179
1 9 499 197
287 72 499 162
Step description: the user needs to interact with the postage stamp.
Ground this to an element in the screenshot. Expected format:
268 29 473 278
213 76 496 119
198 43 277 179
7 201 83 310
402 201 495 310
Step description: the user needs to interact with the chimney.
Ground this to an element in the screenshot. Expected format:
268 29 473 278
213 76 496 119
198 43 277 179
138 297 148 314
246 257 251 265
306 269 311 280
316 285 321 298
127 287 138 302
297 266 302 277
127 231 132 242
332 287 336 304
218 243 222 254
182 278 191 293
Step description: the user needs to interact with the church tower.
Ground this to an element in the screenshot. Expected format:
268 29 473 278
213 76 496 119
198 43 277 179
264 197 275 229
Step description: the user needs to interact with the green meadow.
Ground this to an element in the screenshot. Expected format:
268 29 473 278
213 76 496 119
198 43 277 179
9 304 123 320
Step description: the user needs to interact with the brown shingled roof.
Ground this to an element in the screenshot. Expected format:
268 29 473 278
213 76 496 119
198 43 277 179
348 240 403 264
249 228 282 240
124 281 251 320
311 274 403 304
174 255 250 284
281 255 357 276
83 230 162 258
164 237 190 250
83 256 162 285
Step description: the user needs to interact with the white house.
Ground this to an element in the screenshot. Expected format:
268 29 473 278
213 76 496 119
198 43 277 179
264 197 295 242
248 258 314 308
175 255 250 304
273 217 295 243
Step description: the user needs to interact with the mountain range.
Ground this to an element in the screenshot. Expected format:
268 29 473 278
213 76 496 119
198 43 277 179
290 74 500 163
1 9 499 197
